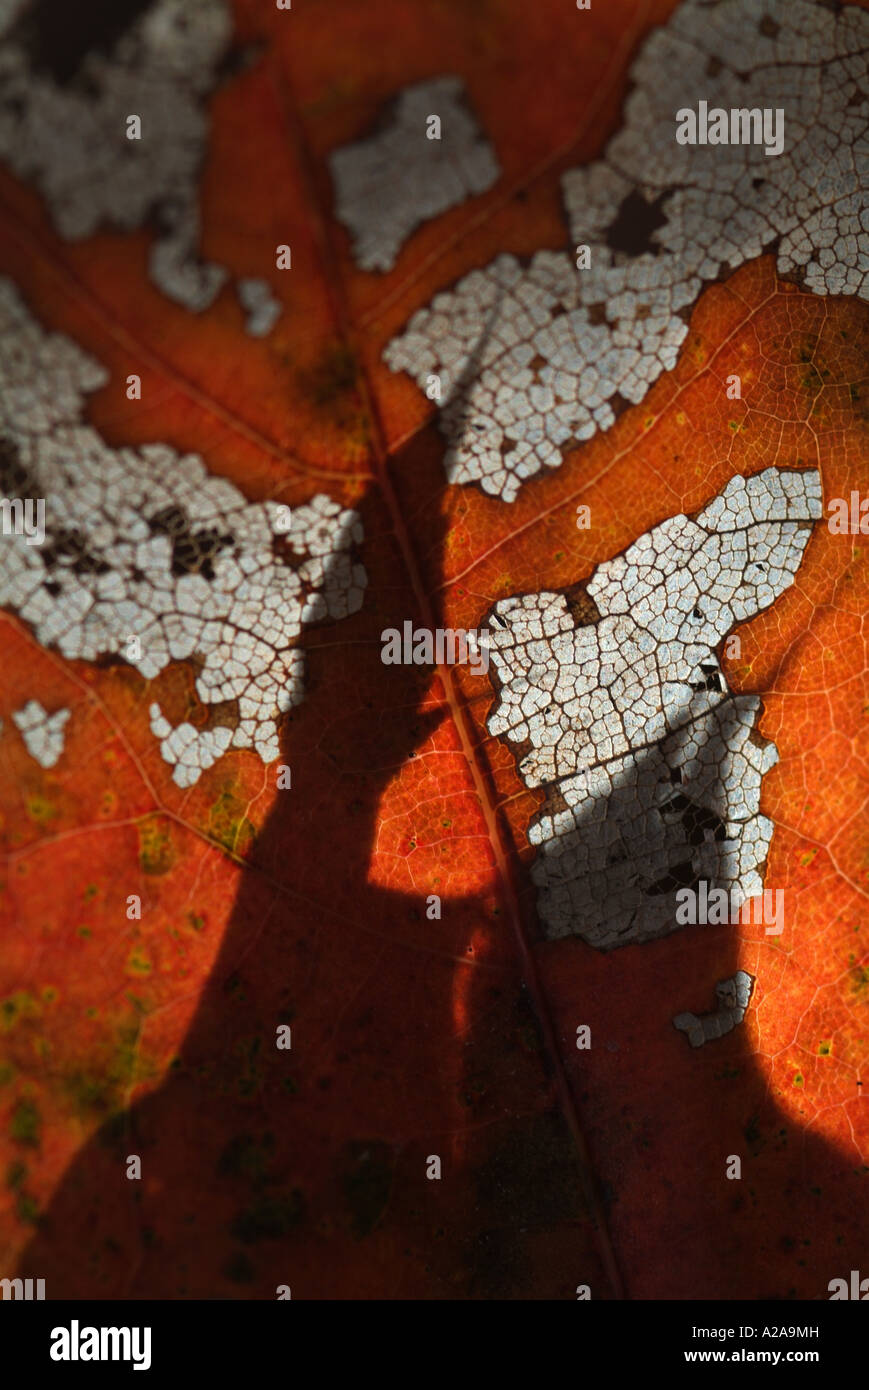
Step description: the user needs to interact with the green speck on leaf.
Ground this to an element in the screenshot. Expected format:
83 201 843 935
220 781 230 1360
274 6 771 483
10 1098 41 1147
0 992 39 1031
208 788 256 859
16 1193 39 1224
27 796 57 826
125 948 152 976
137 817 175 875
6 1160 27 1190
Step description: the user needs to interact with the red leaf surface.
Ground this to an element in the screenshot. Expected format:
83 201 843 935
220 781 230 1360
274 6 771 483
0 0 866 1300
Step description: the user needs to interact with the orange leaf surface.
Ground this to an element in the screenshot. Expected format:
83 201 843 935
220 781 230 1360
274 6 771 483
0 0 866 1301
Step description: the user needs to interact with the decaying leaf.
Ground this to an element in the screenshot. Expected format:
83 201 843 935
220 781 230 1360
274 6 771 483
0 0 866 1304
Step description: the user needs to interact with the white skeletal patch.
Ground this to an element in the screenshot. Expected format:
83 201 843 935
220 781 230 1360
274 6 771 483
236 278 282 339
148 704 234 789
329 75 500 272
485 467 821 948
674 970 754 1047
384 0 869 500
12 699 70 769
0 0 244 316
0 278 366 787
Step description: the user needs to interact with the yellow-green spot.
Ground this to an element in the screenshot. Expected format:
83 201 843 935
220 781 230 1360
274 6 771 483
6 1159 26 1190
10 1098 41 1146
16 1192 39 1224
26 795 57 826
63 1071 117 1118
63 1017 154 1120
301 342 357 407
0 991 40 1032
851 964 869 995
126 948 152 976
114 1020 150 1080
818 1040 832 1056
208 787 256 858
137 817 175 876
793 1072 804 1087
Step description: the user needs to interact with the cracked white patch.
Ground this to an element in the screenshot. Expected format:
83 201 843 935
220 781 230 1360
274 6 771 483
148 704 233 788
329 75 500 272
0 0 233 312
674 969 754 1046
0 277 367 787
485 467 821 948
236 278 282 338
384 0 869 500
12 698 70 768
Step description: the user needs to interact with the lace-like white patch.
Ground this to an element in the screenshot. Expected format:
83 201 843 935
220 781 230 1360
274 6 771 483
12 698 70 768
674 970 755 1047
0 278 366 787
485 467 821 948
385 0 868 500
329 75 499 272
0 0 281 329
